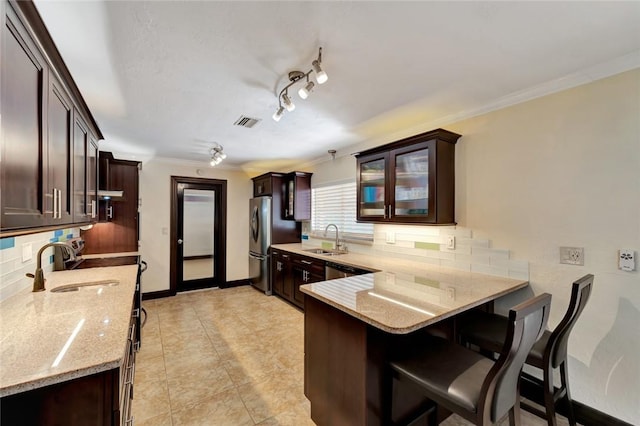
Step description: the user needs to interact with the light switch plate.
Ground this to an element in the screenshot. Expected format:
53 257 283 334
386 232 395 244
619 249 635 271
446 235 455 250
22 243 32 262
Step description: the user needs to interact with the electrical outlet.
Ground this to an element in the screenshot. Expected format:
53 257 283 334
560 247 584 266
446 287 455 300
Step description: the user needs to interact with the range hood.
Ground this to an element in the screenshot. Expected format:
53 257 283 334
98 190 124 200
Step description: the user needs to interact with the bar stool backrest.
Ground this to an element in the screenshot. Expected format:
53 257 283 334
548 274 594 368
480 293 552 423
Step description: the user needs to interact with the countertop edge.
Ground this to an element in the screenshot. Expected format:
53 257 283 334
300 280 529 334
0 359 121 398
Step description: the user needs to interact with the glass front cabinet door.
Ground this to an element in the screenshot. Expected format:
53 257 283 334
357 154 387 221
356 129 461 224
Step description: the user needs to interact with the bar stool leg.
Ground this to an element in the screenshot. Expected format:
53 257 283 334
560 361 577 426
508 405 521 426
543 365 558 426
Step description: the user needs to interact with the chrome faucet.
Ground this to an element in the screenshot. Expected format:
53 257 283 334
27 242 75 292
324 224 345 252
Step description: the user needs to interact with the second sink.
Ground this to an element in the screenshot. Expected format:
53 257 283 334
51 280 120 293
302 248 347 256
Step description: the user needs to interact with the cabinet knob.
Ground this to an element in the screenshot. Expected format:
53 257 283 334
177 239 183 244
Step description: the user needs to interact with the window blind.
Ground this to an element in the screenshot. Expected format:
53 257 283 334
311 181 373 239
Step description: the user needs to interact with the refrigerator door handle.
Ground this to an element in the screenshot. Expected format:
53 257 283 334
251 206 260 243
249 252 266 261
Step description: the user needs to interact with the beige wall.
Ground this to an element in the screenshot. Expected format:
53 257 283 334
139 159 252 293
306 69 640 423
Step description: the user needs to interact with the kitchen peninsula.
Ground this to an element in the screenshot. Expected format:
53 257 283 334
296 249 528 426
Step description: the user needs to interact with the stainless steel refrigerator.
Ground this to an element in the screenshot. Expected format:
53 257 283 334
249 197 272 294
249 196 300 294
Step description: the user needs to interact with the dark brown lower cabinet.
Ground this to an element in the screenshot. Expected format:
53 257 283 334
0 301 136 426
271 250 324 309
292 256 324 308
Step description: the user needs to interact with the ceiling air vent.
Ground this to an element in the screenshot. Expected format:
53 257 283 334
234 116 261 128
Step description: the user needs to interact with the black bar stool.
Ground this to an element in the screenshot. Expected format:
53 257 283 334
459 274 594 426
389 293 552 426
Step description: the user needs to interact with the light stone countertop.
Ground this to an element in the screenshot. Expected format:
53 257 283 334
0 265 138 397
272 243 528 334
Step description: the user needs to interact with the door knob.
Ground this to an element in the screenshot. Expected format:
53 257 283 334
177 239 183 244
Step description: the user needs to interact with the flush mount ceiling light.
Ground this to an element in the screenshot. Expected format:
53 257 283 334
209 144 227 166
272 47 328 122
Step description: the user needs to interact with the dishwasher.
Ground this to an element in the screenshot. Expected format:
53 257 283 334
325 261 373 279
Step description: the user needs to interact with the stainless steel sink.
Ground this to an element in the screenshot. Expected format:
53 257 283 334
302 248 347 256
50 280 120 293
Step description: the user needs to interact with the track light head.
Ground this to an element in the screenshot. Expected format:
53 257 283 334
272 105 285 122
282 93 295 111
312 60 328 84
298 81 315 99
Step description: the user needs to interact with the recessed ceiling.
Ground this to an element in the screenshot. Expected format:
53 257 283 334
34 1 640 170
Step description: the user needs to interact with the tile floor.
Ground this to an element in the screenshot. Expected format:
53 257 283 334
133 286 573 426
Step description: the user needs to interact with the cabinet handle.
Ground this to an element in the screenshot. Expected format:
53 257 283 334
276 261 282 271
132 308 140 318
383 204 387 219
107 205 113 219
388 204 392 219
57 189 62 219
124 362 135 385
282 254 289 259
301 260 312 265
52 189 58 219
91 200 96 218
284 208 288 217
57 189 61 219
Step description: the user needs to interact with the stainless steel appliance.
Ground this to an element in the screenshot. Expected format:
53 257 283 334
248 194 301 294
325 261 373 279
53 237 85 270
249 197 272 294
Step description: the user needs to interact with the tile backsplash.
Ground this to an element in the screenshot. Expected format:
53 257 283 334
0 228 79 302
306 224 529 281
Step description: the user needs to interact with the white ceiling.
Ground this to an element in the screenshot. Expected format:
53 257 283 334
34 1 640 171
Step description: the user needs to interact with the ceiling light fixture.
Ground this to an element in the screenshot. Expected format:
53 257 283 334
209 144 227 166
272 47 328 122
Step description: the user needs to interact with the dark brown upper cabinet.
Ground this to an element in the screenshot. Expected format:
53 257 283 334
283 171 312 221
87 137 99 221
72 111 90 223
1 4 49 230
47 76 74 225
0 1 102 233
356 128 461 225
252 172 280 197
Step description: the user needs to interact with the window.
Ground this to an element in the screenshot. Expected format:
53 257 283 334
311 181 373 240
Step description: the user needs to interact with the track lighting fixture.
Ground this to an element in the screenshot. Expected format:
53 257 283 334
272 47 328 122
209 144 227 167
